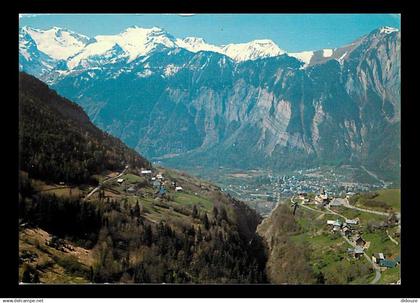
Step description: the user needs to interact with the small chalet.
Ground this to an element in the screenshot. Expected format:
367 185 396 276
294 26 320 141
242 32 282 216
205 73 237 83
372 253 385 264
315 188 329 204
379 259 397 268
345 219 359 225
342 226 352 237
354 236 366 247
354 246 364 258
141 170 152 175
117 178 124 184
175 186 183 192
327 219 342 227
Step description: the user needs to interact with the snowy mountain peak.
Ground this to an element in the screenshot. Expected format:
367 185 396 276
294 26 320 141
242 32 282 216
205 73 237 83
21 26 90 60
91 26 177 62
222 39 285 62
379 26 399 34
176 37 222 54
183 37 206 44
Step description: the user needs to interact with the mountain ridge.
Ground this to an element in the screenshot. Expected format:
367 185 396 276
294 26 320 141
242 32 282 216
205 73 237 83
19 26 401 183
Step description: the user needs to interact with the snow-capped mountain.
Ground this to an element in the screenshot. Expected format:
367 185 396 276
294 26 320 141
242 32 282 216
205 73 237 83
19 26 293 73
19 25 401 183
19 28 67 80
19 25 400 73
175 37 223 54
222 39 285 62
21 26 91 61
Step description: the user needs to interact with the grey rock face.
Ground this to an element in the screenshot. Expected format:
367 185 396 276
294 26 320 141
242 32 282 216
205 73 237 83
19 27 401 181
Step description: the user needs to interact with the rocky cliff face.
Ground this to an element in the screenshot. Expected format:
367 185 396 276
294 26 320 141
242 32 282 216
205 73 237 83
19 26 401 182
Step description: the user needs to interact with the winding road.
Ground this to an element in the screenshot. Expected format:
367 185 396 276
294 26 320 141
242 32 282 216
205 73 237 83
342 201 390 217
84 165 129 201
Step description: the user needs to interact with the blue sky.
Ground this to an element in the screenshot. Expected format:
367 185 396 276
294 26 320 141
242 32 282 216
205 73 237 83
19 14 400 52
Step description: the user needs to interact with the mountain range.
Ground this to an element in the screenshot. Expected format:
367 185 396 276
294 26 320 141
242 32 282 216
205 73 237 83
19 25 401 183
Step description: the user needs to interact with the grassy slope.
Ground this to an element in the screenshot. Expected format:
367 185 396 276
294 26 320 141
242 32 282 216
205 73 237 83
19 228 93 283
20 165 262 283
258 188 401 284
351 189 401 213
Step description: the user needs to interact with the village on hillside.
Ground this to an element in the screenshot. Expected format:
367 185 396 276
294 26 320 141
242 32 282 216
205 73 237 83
292 188 401 283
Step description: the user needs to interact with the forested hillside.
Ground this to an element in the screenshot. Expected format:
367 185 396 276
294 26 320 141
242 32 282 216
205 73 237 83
19 72 151 184
18 72 267 283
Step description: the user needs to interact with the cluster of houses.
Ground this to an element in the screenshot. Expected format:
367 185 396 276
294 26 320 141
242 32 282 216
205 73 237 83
297 189 330 205
326 218 369 260
327 218 360 235
298 188 350 208
114 169 184 198
326 217 401 269
142 169 184 198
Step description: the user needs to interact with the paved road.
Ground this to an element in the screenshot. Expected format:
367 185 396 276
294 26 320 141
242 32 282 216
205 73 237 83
325 205 347 220
84 166 129 201
342 202 390 217
386 229 399 246
292 196 382 284
340 231 381 284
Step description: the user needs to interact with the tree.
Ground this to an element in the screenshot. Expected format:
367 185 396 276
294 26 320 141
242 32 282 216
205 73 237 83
203 213 210 230
143 224 153 246
192 205 198 219
22 265 32 283
133 200 141 217
212 206 218 219
32 271 40 283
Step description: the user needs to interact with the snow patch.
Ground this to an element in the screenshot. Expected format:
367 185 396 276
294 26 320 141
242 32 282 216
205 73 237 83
289 51 314 67
163 64 180 77
323 49 333 57
337 51 348 65
379 26 399 34
137 69 153 78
